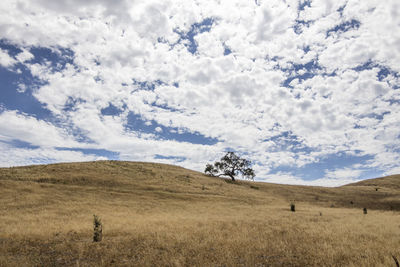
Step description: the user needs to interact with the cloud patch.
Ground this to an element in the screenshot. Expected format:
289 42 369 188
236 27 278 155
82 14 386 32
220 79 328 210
0 0 399 186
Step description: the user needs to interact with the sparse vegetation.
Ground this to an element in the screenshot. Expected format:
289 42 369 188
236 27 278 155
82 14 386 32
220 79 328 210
93 215 102 242
0 161 399 266
205 151 255 181
290 203 296 212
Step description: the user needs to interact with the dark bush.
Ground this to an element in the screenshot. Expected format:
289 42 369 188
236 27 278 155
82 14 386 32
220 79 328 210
93 214 103 242
290 203 295 212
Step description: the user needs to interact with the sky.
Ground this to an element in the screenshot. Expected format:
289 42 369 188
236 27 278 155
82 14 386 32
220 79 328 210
0 0 399 186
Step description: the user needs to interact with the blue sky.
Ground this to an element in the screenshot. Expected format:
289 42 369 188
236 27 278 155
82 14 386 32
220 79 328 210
0 0 400 186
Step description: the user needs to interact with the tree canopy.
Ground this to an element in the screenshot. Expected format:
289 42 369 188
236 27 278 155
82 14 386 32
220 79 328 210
205 152 255 181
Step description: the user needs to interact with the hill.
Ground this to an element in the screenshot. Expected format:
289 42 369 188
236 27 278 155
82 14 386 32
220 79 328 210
345 174 400 189
0 161 399 266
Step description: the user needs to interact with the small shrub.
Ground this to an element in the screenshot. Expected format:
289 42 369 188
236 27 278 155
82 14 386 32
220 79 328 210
350 201 353 205
363 208 367 215
250 185 259 190
93 214 103 242
290 203 295 212
375 188 379 191
319 212 322 216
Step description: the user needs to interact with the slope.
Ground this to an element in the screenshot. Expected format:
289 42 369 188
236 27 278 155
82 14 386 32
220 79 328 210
345 174 400 189
0 161 399 267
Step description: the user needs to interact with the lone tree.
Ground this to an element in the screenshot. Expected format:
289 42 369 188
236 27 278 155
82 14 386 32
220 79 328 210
205 151 255 181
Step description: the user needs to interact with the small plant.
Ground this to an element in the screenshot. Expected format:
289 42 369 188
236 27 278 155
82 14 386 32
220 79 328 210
202 185 205 190
250 185 259 190
350 201 353 205
93 214 103 242
363 208 367 215
375 187 379 191
290 203 295 212
319 212 322 216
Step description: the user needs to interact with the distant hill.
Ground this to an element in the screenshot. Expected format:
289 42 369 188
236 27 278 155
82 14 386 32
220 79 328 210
344 174 400 189
0 161 399 211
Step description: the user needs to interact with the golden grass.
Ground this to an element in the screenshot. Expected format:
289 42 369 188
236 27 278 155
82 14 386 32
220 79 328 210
0 161 399 266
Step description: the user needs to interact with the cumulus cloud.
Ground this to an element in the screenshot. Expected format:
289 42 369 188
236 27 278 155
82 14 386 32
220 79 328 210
0 110 82 148
324 167 363 181
16 48 34 62
0 0 399 186
0 48 16 68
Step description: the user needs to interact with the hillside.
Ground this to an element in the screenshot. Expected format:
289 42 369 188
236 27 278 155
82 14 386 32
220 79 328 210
0 161 399 266
345 174 400 189
1 161 398 210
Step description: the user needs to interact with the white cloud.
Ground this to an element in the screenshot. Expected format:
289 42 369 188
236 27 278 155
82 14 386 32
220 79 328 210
324 167 363 181
0 0 399 186
0 48 16 68
16 48 34 62
254 0 296 43
260 171 359 187
0 142 106 167
16 83 27 93
0 110 81 148
385 166 400 176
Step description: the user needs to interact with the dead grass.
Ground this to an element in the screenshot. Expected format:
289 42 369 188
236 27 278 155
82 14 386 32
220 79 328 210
0 161 399 266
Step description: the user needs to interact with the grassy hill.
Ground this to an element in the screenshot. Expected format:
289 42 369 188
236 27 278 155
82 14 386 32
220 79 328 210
346 174 400 189
0 161 399 266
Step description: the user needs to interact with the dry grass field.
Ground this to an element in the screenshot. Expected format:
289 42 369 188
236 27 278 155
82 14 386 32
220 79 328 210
0 161 399 266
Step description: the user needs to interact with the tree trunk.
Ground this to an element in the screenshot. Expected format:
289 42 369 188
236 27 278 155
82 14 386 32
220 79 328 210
229 175 235 181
